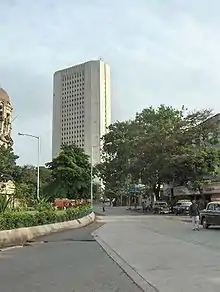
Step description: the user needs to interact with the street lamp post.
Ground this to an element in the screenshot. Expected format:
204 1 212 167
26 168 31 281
18 132 40 201
90 146 94 209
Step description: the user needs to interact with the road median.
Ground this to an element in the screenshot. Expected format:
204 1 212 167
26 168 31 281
0 212 95 248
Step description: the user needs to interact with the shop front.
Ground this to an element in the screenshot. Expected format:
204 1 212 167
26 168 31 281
202 182 220 201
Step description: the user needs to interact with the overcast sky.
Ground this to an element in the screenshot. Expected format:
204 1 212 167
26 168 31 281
1 0 220 165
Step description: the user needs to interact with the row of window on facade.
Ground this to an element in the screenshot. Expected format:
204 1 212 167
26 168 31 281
62 115 84 120
61 118 84 124
62 87 84 94
62 95 84 101
62 98 84 103
61 110 84 116
62 104 84 110
62 71 84 80
61 135 85 142
62 140 85 147
62 127 84 133
62 80 84 86
62 136 84 140
61 129 84 135
62 101 84 111
62 87 84 92
62 96 84 101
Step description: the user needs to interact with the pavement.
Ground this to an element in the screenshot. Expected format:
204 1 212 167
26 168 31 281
0 222 141 292
94 208 220 292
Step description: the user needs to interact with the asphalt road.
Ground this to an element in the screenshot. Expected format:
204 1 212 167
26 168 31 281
94 213 220 292
93 205 140 216
0 223 141 292
147 216 220 251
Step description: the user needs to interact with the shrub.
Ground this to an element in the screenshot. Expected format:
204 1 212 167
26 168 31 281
0 196 12 213
0 204 92 231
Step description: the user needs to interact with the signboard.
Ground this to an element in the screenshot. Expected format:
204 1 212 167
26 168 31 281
173 186 199 196
202 182 220 195
211 195 220 201
127 187 138 193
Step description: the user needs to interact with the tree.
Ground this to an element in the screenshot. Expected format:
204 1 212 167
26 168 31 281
15 182 35 207
14 165 53 202
92 182 102 201
100 105 220 199
98 121 136 200
166 142 220 192
135 106 220 196
0 146 19 180
46 144 92 199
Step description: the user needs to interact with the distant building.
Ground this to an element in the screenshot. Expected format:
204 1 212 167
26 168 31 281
52 60 111 165
0 88 13 148
0 88 15 205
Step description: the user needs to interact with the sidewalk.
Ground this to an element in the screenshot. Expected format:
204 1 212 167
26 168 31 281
93 216 220 292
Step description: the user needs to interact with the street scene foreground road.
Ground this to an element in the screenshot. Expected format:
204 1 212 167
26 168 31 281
95 207 220 292
0 221 141 292
1 207 220 292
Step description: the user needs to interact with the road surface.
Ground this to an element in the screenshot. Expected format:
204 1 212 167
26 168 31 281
0 222 141 292
1 206 219 292
94 213 220 292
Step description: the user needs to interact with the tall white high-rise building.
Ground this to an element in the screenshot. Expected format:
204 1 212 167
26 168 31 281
52 60 111 165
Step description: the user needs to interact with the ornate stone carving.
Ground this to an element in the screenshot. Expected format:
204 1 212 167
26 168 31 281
0 88 13 148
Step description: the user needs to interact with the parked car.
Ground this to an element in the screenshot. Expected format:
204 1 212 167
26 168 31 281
200 201 220 229
173 200 192 215
153 201 170 214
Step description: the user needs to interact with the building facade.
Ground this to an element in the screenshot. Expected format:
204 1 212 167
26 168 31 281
0 88 15 202
0 88 13 148
52 60 111 165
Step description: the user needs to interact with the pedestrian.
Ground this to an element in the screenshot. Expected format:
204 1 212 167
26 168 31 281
102 200 106 212
141 199 145 213
189 200 200 231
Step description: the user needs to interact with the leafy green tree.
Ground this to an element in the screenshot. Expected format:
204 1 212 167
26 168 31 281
98 121 136 201
100 105 220 199
135 107 220 197
0 146 18 180
15 182 35 207
92 182 102 201
46 144 92 199
13 165 53 203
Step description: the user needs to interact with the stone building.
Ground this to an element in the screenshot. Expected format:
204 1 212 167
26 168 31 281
0 88 15 204
0 87 13 148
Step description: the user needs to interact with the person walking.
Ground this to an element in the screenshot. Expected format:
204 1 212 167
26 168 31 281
102 200 106 212
141 198 146 213
189 200 200 231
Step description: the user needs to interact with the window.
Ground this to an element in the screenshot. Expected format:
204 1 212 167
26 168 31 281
207 204 214 211
213 204 220 211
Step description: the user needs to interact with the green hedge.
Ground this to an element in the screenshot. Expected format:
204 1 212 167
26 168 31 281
0 204 92 231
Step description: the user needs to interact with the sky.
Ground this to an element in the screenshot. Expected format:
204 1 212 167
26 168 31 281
1 0 220 166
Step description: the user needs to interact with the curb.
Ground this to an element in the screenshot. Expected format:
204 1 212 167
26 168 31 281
0 212 95 248
92 233 159 292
